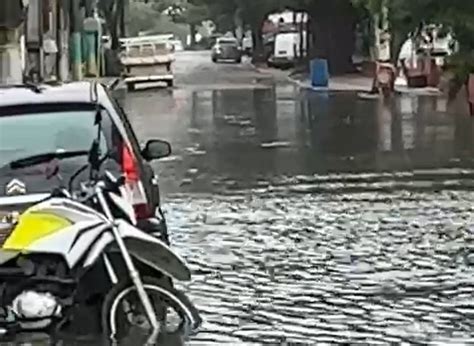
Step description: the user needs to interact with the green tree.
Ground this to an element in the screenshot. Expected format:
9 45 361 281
128 1 160 36
99 0 126 49
236 0 282 60
284 0 358 74
191 0 237 33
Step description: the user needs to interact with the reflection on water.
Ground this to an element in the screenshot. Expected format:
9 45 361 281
122 86 474 344
123 85 474 194
299 91 474 173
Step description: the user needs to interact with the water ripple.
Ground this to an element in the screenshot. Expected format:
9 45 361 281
166 186 474 344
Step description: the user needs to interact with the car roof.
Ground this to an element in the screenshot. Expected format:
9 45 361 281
0 82 100 108
0 81 135 150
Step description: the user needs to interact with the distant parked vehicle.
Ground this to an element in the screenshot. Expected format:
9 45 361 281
211 37 242 63
268 32 307 68
119 35 175 90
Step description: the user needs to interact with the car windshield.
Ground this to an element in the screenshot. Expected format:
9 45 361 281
0 108 110 168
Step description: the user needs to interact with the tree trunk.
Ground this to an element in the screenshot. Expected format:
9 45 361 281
190 23 196 47
84 0 94 17
99 0 120 50
390 26 411 65
308 0 356 75
251 21 265 63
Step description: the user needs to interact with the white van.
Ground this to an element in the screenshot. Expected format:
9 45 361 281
268 31 307 68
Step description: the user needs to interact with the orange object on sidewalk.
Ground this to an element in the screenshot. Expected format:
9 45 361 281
375 62 397 94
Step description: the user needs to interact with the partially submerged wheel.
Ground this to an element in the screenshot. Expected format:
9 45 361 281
127 82 135 92
102 277 201 340
166 80 174 88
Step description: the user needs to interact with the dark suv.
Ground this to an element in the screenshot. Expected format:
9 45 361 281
0 82 171 244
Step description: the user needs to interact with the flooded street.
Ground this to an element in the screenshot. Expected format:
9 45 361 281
124 51 474 344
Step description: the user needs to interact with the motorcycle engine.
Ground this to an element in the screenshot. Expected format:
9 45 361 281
10 291 62 330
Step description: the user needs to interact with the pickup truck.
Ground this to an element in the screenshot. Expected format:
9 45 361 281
120 36 175 91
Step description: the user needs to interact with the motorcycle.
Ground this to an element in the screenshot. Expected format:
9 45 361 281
0 138 201 341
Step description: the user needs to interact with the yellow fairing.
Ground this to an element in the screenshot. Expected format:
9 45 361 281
3 210 72 250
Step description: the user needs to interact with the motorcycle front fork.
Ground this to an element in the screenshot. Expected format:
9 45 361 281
96 187 159 334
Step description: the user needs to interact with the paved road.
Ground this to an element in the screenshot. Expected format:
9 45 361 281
123 51 474 345
175 50 273 89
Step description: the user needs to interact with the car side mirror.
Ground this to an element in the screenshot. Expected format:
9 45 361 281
141 140 172 161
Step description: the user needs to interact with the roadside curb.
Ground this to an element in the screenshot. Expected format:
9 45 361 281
287 74 443 96
250 63 445 96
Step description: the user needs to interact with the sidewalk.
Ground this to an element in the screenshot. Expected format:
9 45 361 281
291 73 373 92
293 73 443 95
260 65 443 96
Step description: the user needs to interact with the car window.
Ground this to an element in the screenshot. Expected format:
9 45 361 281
0 107 112 168
106 90 142 156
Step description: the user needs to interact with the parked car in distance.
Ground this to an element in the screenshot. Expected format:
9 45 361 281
0 82 171 245
211 37 242 63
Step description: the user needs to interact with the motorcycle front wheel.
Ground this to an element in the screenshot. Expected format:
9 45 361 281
101 276 201 340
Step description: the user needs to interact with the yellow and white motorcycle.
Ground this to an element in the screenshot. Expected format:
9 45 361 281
0 149 201 340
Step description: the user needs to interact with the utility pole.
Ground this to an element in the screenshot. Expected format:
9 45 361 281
84 0 98 77
24 0 45 82
121 0 130 38
0 0 26 84
56 0 70 81
71 0 82 80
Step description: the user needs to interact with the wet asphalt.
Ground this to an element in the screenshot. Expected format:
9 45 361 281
123 51 474 344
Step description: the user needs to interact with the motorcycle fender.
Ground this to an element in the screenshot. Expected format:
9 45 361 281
118 220 191 282
83 220 191 282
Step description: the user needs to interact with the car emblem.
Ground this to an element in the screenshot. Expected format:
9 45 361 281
5 179 27 196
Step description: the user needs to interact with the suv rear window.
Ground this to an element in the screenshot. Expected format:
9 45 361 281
0 104 115 168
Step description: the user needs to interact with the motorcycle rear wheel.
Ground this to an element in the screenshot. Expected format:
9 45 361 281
101 276 201 340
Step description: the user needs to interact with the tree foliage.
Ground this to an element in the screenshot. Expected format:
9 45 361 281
125 0 474 80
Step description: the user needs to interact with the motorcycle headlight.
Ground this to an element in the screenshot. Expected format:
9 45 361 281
12 291 61 319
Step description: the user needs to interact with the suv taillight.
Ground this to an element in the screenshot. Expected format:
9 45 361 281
121 144 152 219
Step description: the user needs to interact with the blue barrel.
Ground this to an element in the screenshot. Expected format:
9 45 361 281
310 59 329 87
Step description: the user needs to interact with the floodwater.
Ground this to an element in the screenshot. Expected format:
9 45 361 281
123 84 474 344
